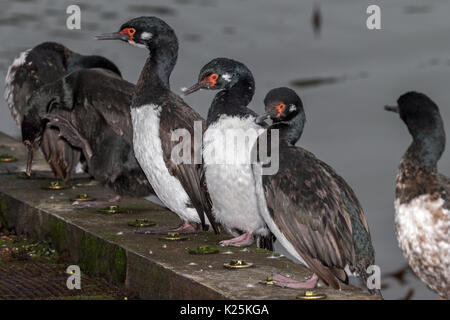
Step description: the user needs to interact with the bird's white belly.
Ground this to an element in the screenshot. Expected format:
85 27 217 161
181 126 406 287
131 104 201 223
203 115 267 235
395 195 450 298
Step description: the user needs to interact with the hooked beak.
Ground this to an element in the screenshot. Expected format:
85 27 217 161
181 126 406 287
25 144 35 176
95 32 130 41
181 82 210 96
384 105 399 113
256 112 271 125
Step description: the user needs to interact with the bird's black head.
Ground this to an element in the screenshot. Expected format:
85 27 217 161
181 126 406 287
182 58 254 95
256 87 304 124
96 16 177 53
385 91 444 140
21 107 44 176
257 87 305 146
67 55 122 77
21 110 43 149
385 91 446 166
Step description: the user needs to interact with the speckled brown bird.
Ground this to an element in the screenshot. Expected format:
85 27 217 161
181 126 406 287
254 87 378 295
385 91 450 299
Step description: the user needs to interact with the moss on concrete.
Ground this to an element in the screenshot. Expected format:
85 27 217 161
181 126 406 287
45 217 69 252
78 232 127 285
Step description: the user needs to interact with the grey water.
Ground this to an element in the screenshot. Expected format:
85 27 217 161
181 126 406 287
1 0 448 299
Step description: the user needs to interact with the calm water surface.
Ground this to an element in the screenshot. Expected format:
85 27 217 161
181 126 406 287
1 0 449 299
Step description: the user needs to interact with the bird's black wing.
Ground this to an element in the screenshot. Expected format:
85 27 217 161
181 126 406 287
158 92 218 233
262 145 355 288
4 42 71 126
55 68 135 144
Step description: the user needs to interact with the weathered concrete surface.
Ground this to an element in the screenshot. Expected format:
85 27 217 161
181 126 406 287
0 133 50 174
0 132 379 300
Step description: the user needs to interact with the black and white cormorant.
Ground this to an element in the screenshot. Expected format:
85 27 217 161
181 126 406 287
4 42 121 180
385 92 449 299
24 67 154 203
5 42 154 204
183 58 270 247
96 16 217 233
254 87 378 294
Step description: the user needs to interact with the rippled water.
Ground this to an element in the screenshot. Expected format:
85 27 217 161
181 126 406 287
1 0 449 299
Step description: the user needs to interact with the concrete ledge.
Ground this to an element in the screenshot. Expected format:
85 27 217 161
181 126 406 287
0 132 378 300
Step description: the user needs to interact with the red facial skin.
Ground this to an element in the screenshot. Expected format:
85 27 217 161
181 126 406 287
201 73 219 87
120 28 136 41
275 103 286 117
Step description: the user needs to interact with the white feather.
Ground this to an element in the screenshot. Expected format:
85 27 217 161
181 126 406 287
140 32 152 40
128 40 147 49
203 115 268 235
222 73 232 82
131 104 209 225
395 195 450 297
4 48 31 126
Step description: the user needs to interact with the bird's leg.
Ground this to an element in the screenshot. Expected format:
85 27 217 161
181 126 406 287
72 195 121 208
272 273 319 289
219 231 254 247
44 114 93 169
136 221 198 235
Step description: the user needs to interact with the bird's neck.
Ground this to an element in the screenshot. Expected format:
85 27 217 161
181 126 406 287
133 47 177 106
272 112 305 146
404 130 445 169
207 77 255 124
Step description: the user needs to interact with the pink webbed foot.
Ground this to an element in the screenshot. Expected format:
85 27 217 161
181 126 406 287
220 231 254 247
136 221 198 235
273 273 319 289
72 195 121 208
169 221 197 234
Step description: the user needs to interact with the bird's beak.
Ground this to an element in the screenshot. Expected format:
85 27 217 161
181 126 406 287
384 105 399 113
256 112 271 125
95 32 130 41
25 145 35 177
181 82 209 96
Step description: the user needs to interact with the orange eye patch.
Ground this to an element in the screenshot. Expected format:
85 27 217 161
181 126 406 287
275 103 286 117
120 28 136 41
201 73 219 87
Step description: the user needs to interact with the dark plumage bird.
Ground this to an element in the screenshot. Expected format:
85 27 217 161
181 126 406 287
4 42 121 179
385 92 450 299
253 87 378 294
96 16 217 233
5 42 153 203
182 58 270 247
24 68 154 202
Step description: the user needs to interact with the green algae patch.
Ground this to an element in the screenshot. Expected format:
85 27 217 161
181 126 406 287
78 232 127 284
188 246 219 255
45 218 69 252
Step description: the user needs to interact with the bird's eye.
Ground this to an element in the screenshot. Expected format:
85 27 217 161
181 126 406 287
275 103 286 117
120 28 136 37
201 73 219 87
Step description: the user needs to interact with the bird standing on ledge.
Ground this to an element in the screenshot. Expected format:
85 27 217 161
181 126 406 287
254 87 378 295
96 16 217 234
385 92 449 299
4 42 121 180
183 58 271 248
